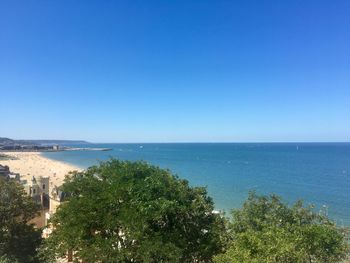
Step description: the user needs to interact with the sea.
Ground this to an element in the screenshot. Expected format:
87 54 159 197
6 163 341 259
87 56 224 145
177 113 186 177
42 143 350 225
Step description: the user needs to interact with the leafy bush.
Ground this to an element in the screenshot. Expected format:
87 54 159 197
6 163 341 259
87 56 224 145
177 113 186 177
42 159 228 262
0 179 43 263
214 192 350 263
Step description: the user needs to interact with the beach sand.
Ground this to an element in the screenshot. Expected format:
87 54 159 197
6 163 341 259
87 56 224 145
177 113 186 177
0 152 81 187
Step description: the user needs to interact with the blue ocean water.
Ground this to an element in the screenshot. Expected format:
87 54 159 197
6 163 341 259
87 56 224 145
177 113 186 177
43 143 350 225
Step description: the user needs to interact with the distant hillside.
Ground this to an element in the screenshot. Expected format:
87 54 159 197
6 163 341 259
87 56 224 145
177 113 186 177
0 137 90 146
0 137 16 145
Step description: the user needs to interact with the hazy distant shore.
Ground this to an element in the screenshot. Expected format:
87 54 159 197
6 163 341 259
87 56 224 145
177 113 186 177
0 147 112 152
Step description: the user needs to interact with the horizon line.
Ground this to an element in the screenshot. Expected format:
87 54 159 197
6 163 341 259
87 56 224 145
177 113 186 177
3 137 350 144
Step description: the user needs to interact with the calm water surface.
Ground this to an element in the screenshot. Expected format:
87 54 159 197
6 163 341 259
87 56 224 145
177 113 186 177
43 143 350 225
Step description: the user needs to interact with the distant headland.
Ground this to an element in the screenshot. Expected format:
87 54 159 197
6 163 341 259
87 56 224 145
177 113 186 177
0 137 112 152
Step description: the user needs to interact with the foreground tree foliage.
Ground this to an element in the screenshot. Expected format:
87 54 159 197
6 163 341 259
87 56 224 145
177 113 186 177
214 192 350 263
0 179 42 263
42 159 228 262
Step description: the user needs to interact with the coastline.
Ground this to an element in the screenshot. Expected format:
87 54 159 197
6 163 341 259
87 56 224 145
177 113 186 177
0 152 81 187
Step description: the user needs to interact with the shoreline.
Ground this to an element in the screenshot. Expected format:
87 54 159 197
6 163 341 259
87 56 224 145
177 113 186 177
0 152 81 187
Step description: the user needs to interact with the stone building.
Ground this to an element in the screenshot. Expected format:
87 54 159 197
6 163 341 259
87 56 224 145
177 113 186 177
0 164 20 180
20 176 51 228
43 185 70 238
22 176 50 208
0 164 10 177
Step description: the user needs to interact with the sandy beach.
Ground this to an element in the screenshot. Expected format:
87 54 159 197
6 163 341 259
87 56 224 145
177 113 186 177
0 152 81 187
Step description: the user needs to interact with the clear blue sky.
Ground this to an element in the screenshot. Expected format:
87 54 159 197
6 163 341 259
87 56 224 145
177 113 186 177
0 0 349 142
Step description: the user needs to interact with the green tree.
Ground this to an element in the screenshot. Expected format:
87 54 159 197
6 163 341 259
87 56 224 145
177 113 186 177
42 159 228 263
214 192 350 263
0 255 18 263
0 179 43 263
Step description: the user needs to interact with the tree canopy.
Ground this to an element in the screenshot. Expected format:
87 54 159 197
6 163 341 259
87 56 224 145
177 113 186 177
0 179 42 263
214 192 350 263
42 159 228 263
